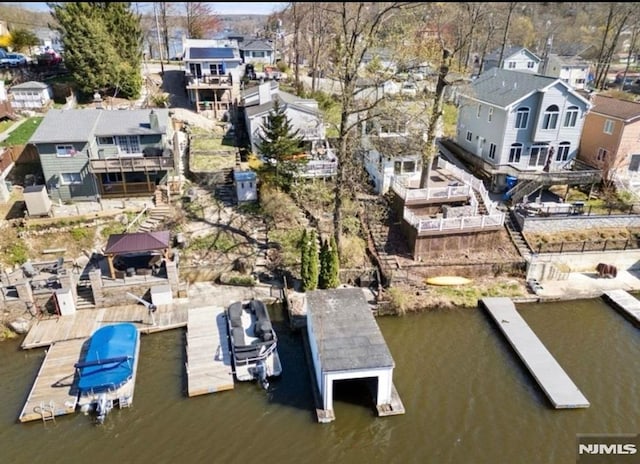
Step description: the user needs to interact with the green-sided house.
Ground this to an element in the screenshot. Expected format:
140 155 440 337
29 108 176 201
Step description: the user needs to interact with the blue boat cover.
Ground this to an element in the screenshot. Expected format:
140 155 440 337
76 323 139 393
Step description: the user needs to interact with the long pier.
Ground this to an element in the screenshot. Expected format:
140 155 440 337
602 290 640 326
480 297 590 409
185 306 234 396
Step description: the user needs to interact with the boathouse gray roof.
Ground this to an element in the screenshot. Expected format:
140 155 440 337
306 288 395 372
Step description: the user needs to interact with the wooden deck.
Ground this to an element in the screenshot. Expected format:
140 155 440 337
18 339 84 423
602 290 640 326
185 306 235 396
481 297 590 409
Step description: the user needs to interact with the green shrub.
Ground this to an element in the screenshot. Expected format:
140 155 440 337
7 240 29 265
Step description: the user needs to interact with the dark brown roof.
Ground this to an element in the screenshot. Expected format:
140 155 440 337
590 94 640 122
104 231 170 255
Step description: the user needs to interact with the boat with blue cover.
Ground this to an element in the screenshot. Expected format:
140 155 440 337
225 299 282 389
74 323 140 424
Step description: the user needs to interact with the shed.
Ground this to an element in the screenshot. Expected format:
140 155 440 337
23 184 52 217
233 170 257 203
304 287 404 422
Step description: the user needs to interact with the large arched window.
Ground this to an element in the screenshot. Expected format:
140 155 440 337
543 105 560 130
515 107 529 129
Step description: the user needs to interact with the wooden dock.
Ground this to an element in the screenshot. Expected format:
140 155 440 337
185 306 234 397
602 290 640 326
18 339 84 423
480 297 590 409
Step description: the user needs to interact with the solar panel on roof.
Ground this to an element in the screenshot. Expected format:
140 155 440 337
189 47 235 60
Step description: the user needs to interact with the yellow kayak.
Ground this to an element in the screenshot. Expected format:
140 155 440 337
425 276 472 286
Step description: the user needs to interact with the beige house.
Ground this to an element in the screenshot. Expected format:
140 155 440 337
578 94 640 184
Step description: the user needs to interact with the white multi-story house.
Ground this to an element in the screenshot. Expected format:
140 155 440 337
541 53 591 90
481 46 542 75
9 81 52 110
451 68 600 201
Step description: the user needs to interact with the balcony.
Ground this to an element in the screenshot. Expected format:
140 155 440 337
186 74 233 89
90 156 174 173
404 209 505 236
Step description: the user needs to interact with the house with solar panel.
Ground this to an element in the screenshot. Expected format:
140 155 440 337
28 108 176 202
182 38 243 119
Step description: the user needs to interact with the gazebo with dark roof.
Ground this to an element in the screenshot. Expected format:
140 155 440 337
104 231 171 278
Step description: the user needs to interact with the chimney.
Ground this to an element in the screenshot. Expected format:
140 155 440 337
149 109 159 131
258 82 272 105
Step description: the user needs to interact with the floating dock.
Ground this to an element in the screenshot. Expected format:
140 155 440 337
185 306 234 396
602 290 640 326
19 339 84 422
480 297 590 409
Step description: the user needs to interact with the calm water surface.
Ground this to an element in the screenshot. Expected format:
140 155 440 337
1 298 638 464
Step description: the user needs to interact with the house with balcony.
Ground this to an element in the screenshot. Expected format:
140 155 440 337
29 108 175 202
450 68 601 203
361 110 423 194
541 53 592 90
182 38 243 119
481 47 542 75
241 82 336 178
578 94 640 190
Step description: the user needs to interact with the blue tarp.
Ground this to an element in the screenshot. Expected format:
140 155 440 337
76 323 139 393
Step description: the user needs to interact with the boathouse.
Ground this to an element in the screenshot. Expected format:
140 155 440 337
304 287 404 422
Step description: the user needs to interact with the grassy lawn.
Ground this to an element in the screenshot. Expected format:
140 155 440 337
1 117 44 146
0 119 16 134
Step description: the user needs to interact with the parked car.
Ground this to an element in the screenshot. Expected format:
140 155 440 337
1 53 27 67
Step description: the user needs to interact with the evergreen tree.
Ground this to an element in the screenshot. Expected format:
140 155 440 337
49 2 143 100
256 98 305 189
301 229 319 292
318 238 330 289
325 236 340 289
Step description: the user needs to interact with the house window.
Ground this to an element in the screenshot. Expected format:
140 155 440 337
56 145 76 157
597 147 608 161
477 104 482 118
527 61 535 69
509 143 522 163
60 172 82 185
603 119 615 135
542 105 559 129
209 64 224 75
116 135 141 154
629 154 640 172
488 107 493 122
97 137 114 145
556 142 571 161
466 131 472 142
515 108 529 129
403 160 416 172
394 161 402 174
488 143 497 160
508 61 516 69
563 106 579 127
253 51 265 58
529 145 548 166
575 78 585 85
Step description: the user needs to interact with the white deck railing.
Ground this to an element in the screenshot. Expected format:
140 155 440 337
437 157 501 215
404 209 505 233
392 177 471 201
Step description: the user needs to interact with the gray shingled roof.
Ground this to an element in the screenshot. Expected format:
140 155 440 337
306 288 395 372
590 94 640 122
484 46 540 63
466 68 559 108
245 92 320 118
29 108 170 144
240 39 273 52
10 81 50 90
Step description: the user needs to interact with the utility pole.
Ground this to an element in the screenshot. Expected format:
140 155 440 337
153 2 164 74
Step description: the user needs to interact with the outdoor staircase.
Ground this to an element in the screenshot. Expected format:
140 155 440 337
505 179 543 204
75 283 95 310
137 204 174 233
214 168 236 207
471 188 489 215
504 210 533 261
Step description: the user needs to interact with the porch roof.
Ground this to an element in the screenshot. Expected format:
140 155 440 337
105 231 170 255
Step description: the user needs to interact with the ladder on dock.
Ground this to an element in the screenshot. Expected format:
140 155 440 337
37 401 56 423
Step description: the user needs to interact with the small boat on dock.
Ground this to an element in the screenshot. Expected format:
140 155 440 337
74 323 140 424
225 299 282 389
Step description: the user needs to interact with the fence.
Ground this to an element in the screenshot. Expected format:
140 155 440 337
533 238 640 254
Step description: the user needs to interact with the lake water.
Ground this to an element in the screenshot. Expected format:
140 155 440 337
1 297 638 464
